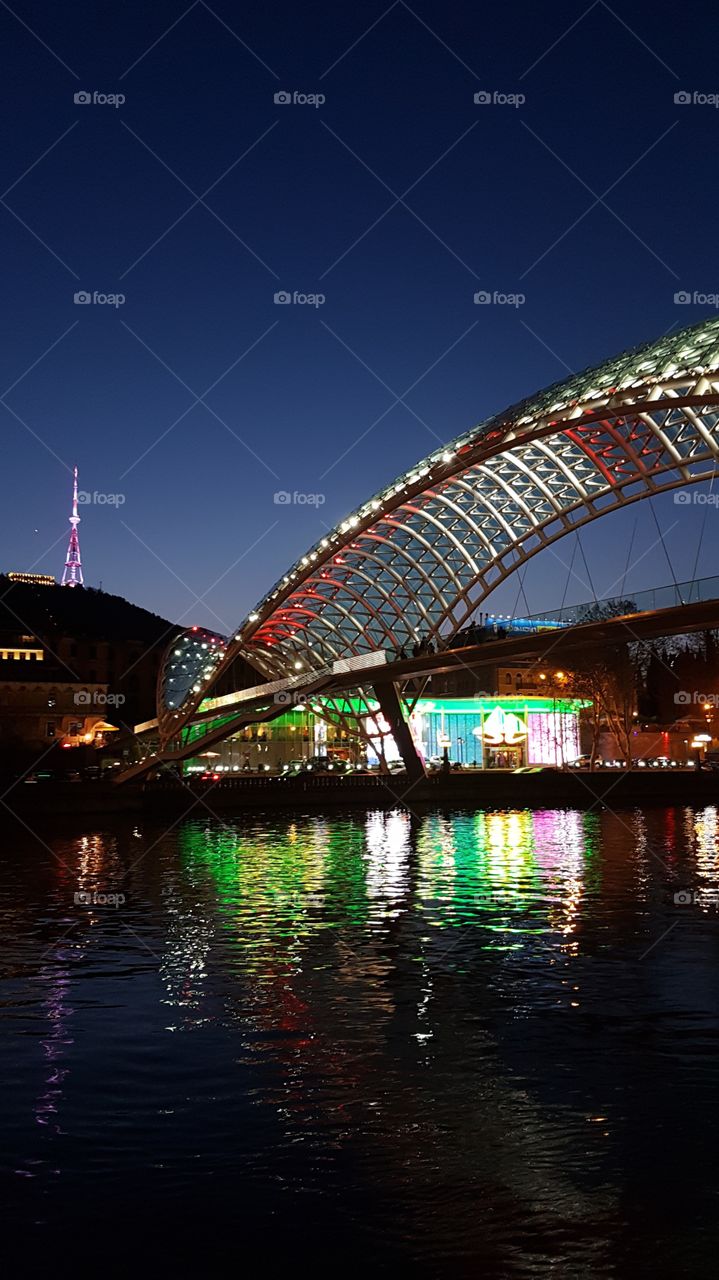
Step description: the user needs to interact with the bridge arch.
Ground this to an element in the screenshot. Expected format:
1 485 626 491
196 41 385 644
157 316 719 740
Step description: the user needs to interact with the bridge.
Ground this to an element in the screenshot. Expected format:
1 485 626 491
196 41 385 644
119 591 719 782
118 315 719 782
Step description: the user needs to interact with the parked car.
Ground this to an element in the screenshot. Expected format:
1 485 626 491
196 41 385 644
304 756 352 774
281 759 308 776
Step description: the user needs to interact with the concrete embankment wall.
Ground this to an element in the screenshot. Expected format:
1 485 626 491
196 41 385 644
2 771 717 819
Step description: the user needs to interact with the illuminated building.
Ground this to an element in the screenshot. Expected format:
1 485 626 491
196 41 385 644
369 695 586 769
0 680 117 750
181 702 350 774
185 694 587 772
0 639 44 662
6 572 55 586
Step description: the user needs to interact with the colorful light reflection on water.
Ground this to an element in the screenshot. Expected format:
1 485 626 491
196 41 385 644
1 805 718 1276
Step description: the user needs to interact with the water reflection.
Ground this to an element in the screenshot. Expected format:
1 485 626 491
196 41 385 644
414 809 595 954
167 810 619 1260
1 805 718 1274
35 962 72 1136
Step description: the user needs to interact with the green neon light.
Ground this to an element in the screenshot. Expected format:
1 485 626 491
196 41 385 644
412 695 589 715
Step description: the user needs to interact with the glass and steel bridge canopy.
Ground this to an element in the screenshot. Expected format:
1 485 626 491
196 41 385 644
157 315 719 740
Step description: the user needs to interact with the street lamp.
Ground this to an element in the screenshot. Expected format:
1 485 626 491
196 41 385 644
691 732 712 768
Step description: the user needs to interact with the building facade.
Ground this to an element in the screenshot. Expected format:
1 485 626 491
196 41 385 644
0 680 117 751
182 694 587 773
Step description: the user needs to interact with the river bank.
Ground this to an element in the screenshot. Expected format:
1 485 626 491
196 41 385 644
1 768 717 817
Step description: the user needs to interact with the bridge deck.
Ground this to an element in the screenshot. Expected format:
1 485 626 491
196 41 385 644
118 596 719 783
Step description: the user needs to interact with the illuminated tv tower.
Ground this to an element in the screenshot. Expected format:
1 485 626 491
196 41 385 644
61 466 84 587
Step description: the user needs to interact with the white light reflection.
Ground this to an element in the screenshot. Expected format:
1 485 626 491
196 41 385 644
693 805 719 906
75 833 124 917
533 811 587 952
364 810 411 908
160 903 214 1014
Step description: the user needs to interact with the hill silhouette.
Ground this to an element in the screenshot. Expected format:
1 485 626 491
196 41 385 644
0 577 175 643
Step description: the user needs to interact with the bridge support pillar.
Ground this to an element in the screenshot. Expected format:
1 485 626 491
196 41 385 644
372 682 426 782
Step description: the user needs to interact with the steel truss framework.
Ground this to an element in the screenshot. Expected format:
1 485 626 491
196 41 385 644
157 316 719 746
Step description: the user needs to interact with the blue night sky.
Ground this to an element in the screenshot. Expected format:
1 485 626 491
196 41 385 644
1 0 717 634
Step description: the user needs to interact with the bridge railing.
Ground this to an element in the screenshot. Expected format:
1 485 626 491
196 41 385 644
523 574 719 627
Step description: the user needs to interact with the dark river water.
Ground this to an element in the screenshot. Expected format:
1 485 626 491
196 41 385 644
1 804 718 1277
